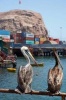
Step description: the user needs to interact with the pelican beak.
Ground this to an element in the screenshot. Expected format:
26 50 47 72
28 51 38 66
54 51 63 70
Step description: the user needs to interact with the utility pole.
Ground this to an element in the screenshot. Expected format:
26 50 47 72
60 27 62 41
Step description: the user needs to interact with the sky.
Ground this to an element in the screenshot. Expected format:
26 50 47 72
0 0 66 41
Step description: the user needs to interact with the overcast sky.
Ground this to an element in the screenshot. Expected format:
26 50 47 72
0 0 66 41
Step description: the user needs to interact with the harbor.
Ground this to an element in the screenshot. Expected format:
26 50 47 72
0 30 66 58
0 29 66 70
10 30 66 57
0 56 66 100
0 0 66 100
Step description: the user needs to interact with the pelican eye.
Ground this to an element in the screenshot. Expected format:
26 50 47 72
25 50 28 52
25 50 29 55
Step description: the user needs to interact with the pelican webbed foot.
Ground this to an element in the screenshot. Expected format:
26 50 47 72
15 88 22 94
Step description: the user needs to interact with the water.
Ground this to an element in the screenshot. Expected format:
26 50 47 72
0 56 66 100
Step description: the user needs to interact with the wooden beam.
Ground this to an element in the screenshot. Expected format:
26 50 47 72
0 88 66 97
0 89 66 100
0 88 21 94
27 90 66 97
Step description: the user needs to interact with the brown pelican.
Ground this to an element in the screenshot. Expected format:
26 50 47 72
17 46 38 93
47 50 63 93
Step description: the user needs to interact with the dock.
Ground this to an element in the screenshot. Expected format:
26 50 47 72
10 44 66 57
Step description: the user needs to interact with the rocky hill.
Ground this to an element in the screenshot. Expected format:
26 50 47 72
0 9 48 37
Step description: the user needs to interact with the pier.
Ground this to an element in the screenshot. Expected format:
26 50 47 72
11 44 66 57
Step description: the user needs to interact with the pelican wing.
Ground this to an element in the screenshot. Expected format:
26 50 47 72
24 65 33 85
47 69 55 92
17 66 27 92
48 69 54 85
56 68 63 85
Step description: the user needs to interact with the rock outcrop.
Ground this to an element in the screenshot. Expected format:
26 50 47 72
0 9 48 37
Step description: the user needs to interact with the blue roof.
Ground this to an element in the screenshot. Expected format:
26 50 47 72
0 30 10 35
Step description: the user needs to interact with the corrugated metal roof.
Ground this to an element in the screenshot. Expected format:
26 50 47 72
50 40 58 44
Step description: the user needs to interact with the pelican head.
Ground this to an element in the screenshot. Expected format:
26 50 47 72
21 46 38 65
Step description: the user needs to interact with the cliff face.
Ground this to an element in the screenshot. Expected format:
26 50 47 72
0 10 48 37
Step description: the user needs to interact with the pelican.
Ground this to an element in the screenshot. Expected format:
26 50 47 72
47 50 63 93
17 46 38 93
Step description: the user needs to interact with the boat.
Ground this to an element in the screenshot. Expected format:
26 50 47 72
0 55 17 68
0 38 17 68
31 63 44 67
0 51 17 68
7 68 16 72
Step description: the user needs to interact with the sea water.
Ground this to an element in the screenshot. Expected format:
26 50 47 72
0 56 66 100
